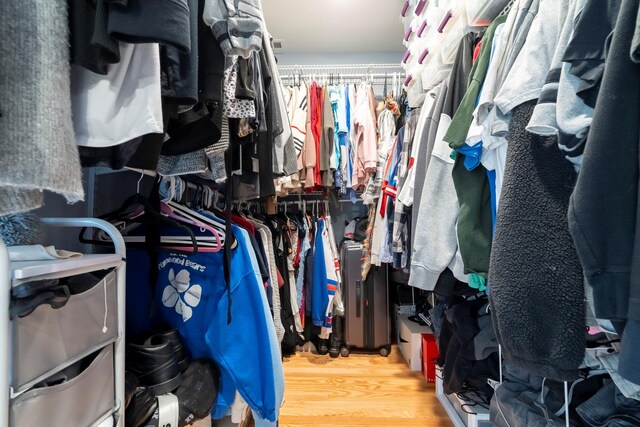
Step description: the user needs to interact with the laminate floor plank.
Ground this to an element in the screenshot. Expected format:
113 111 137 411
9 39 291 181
279 346 453 427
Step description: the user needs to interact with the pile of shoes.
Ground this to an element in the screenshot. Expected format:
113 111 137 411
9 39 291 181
125 329 220 427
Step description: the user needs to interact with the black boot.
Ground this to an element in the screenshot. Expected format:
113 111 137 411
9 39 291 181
329 316 344 358
311 335 330 355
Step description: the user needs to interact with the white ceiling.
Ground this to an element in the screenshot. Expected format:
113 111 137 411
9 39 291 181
262 0 406 55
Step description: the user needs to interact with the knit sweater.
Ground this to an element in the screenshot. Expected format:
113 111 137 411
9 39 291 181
0 0 84 214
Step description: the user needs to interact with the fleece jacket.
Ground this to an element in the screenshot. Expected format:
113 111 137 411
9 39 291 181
490 100 584 381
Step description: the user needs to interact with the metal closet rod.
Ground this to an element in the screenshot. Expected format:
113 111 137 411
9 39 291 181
278 64 404 76
279 73 403 80
278 64 405 84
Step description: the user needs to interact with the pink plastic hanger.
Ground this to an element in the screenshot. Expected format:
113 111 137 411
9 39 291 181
160 202 222 252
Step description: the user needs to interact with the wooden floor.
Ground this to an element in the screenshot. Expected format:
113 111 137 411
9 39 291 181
279 346 453 427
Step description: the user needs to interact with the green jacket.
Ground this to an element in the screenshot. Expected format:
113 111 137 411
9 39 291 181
445 15 506 281
444 15 507 150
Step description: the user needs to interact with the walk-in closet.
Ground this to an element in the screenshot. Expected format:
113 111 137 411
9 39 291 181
1 0 639 426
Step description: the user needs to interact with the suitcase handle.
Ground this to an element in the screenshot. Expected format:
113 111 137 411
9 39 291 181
356 280 362 318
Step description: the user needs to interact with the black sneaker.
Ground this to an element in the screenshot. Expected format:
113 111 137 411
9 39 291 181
127 339 182 396
174 359 220 427
125 387 158 427
125 371 139 409
146 329 190 372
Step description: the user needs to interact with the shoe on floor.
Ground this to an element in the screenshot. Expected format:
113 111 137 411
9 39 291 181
174 359 220 427
125 371 139 409
125 387 157 427
312 337 329 355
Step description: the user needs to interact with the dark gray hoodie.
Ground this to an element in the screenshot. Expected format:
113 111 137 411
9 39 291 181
569 0 640 385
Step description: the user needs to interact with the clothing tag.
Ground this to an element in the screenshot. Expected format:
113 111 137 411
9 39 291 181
487 378 501 390
252 157 260 172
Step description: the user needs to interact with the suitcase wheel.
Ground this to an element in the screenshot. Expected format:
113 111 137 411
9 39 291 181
379 346 390 357
340 347 350 357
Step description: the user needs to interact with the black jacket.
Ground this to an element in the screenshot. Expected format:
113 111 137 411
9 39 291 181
569 0 640 385
197 0 225 104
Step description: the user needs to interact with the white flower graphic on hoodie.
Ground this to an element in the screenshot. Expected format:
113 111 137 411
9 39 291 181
162 269 202 322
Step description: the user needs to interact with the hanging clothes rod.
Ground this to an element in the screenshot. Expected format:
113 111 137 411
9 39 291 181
278 63 405 77
278 63 403 70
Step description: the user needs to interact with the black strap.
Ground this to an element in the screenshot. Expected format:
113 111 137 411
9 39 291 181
11 279 60 299
147 179 163 324
223 118 234 324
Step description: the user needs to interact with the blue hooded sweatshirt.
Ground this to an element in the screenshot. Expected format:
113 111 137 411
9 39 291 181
156 225 283 423
312 219 328 327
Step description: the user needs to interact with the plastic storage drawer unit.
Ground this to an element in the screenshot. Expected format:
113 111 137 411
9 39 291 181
11 270 118 391
10 345 115 427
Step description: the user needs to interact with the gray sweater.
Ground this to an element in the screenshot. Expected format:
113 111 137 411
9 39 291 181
0 0 84 214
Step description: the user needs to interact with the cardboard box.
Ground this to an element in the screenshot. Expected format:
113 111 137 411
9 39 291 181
397 314 433 371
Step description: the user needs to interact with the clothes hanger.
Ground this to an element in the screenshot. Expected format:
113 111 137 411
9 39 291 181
161 177 225 226
81 188 199 254
118 178 225 251
168 199 226 237
383 73 388 98
159 202 222 252
154 177 227 248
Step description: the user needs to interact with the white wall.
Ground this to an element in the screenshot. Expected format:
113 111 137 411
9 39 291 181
276 52 403 66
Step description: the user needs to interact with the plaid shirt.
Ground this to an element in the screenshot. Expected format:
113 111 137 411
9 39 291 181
392 110 421 267
362 109 397 205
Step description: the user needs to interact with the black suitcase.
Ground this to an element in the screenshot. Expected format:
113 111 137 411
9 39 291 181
340 241 391 357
